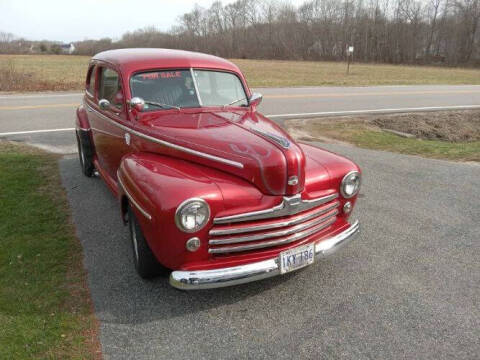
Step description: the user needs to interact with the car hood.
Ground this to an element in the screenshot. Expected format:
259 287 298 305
133 109 306 196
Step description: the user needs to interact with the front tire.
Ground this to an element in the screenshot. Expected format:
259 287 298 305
76 132 94 177
127 205 163 279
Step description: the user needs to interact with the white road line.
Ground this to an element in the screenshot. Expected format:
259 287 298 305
1 104 479 136
0 128 75 136
0 93 82 99
2 85 479 99
266 105 480 118
255 85 480 92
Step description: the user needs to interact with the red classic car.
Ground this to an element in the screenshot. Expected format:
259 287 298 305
75 48 361 290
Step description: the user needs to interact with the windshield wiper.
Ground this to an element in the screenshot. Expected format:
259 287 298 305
223 98 247 108
144 101 180 110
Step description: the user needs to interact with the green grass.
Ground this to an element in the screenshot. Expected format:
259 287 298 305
351 128 480 161
0 142 99 359
1 54 480 92
291 122 480 162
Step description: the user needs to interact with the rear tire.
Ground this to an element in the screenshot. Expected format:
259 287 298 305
127 204 163 279
76 132 94 177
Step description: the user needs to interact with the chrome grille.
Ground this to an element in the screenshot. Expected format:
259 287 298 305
209 194 340 254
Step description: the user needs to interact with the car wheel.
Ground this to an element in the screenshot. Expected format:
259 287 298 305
128 204 163 279
76 132 94 177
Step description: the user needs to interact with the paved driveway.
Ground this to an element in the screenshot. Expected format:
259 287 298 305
60 143 479 360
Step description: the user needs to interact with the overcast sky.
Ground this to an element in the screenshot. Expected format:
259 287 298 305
1 0 305 43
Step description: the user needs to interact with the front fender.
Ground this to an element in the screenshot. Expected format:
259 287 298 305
117 152 226 269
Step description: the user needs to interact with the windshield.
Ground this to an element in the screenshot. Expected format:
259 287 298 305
130 69 248 111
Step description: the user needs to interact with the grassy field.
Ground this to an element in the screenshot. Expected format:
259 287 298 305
235 59 480 87
1 54 480 92
0 141 100 359
286 111 480 162
0 55 88 91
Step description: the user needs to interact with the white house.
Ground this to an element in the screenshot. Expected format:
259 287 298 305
60 43 75 54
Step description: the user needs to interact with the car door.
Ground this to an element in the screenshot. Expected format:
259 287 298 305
90 65 130 183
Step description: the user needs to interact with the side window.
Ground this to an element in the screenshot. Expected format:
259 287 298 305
86 65 96 96
98 67 123 110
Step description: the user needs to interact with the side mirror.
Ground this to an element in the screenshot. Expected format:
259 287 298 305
249 92 263 107
98 99 110 110
129 97 145 112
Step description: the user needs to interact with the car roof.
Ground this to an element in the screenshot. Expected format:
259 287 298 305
92 48 241 75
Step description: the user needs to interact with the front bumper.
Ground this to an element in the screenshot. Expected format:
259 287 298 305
169 220 360 290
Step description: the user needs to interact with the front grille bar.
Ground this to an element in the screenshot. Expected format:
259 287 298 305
209 209 338 245
208 217 336 254
209 201 340 236
213 193 339 225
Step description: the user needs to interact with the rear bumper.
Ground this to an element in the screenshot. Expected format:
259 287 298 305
169 220 360 290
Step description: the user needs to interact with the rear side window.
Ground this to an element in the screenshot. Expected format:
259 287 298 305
86 66 96 96
99 68 123 109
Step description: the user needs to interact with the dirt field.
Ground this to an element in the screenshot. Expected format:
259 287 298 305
2 54 480 92
286 110 480 162
370 111 480 142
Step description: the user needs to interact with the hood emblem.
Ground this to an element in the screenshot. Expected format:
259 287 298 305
251 128 290 149
288 176 299 186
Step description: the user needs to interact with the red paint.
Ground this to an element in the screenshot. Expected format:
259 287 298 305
76 49 361 271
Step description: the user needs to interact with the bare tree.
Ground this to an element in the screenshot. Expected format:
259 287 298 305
2 0 479 65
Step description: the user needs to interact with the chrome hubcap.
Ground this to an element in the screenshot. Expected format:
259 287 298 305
79 141 85 167
130 217 139 261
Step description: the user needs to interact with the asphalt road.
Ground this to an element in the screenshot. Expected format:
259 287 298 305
2 85 480 154
60 143 479 360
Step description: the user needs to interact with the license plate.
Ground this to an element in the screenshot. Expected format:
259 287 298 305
279 243 315 274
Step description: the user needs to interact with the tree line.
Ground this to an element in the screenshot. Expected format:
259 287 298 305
2 0 479 66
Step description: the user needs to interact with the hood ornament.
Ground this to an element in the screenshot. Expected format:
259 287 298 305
251 128 290 149
288 176 299 186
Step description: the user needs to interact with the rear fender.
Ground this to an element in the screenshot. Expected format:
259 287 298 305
76 104 91 131
75 104 95 158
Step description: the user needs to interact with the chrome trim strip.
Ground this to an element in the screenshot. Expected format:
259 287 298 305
91 127 122 138
86 104 243 169
213 193 338 224
77 127 91 132
117 173 152 220
251 128 290 148
169 220 360 290
190 68 203 106
209 201 339 236
208 216 336 254
209 209 338 245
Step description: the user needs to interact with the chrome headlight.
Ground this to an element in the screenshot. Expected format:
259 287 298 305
340 171 361 198
175 198 210 233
